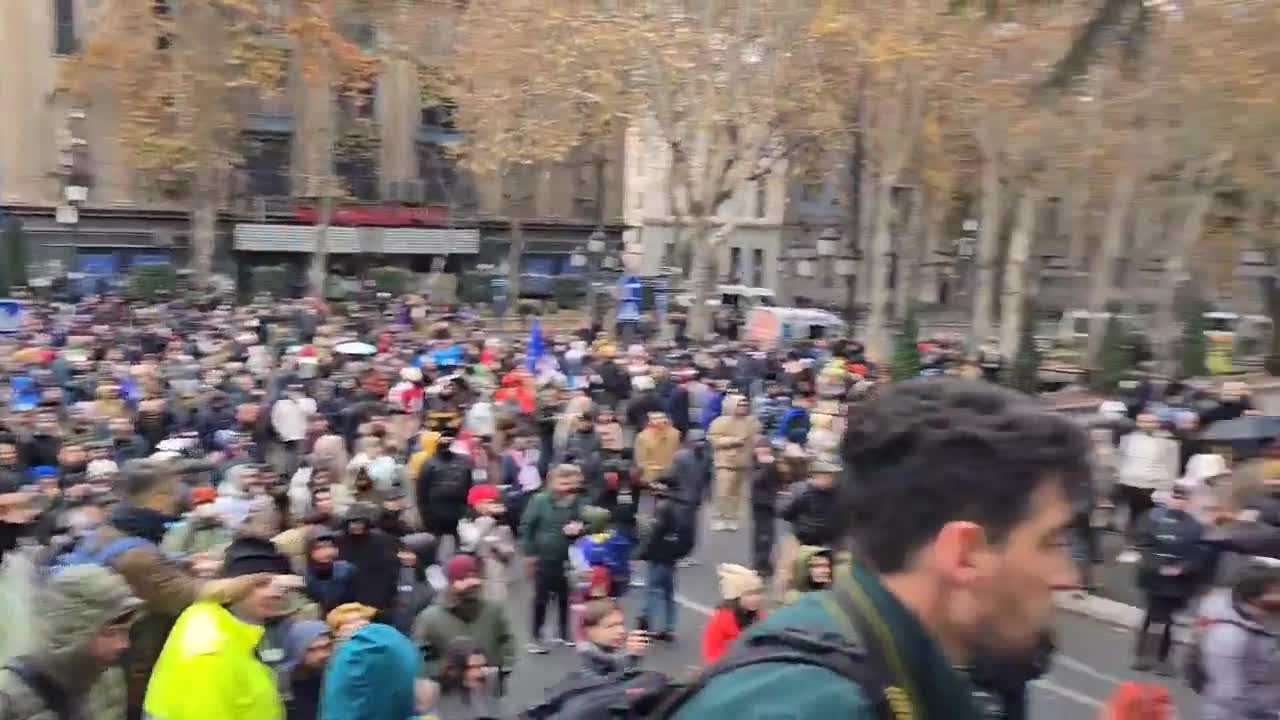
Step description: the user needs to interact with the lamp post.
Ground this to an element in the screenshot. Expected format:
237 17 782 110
586 228 606 330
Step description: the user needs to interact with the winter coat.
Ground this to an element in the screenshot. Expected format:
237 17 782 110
634 426 680 485
702 607 755 664
0 565 139 720
159 514 233 560
668 385 692 436
750 463 786 510
410 593 516 679
457 514 516 603
1198 591 1280 720
707 414 760 470
700 393 725 431
303 559 358 616
776 407 810 445
518 491 586 564
779 481 839 547
390 566 437 636
669 446 710 507
571 530 633 587
144 601 283 720
626 391 666 432
783 546 838 606
752 396 789 436
559 429 604 490
417 452 473 533
1135 506 1205 600
336 507 401 613
639 493 698 565
1116 431 1180 492
320 623 419 720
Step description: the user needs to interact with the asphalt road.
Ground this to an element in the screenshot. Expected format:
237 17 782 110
489 503 1201 719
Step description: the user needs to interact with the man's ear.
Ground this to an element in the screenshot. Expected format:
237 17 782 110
932 521 989 585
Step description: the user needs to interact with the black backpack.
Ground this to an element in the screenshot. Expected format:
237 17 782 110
520 591 909 720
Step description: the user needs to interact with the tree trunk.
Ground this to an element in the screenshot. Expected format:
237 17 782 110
856 161 877 307
970 151 1002 351
308 191 332 298
1085 137 1140 363
865 178 897 362
686 217 717 341
999 189 1038 359
894 188 923 321
505 218 525 306
189 165 217 285
1155 180 1219 370
915 195 943 305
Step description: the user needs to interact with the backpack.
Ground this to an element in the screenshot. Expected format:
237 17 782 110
1183 617 1263 694
1 656 75 720
520 592 907 720
50 530 154 573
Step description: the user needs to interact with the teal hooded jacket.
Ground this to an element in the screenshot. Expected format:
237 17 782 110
320 623 420 720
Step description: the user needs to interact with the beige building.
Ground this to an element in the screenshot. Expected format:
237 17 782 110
1 0 626 290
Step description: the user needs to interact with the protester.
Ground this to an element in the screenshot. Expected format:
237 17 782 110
417 431 473 551
143 538 295 720
411 554 516 681
773 457 840 599
637 475 696 641
303 527 358 615
281 621 332 720
320 623 422 720
577 598 648 678
701 563 765 664
429 637 508 720
457 483 515 602
1196 563 1280 720
707 395 760 531
782 545 835 605
326 602 377 639
634 411 679 488
0 565 140 720
1132 483 1206 674
674 379 1087 719
1115 412 1181 563
335 502 401 618
570 505 633 599
519 464 587 653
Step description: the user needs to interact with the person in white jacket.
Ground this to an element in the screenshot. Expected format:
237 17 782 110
456 484 516 602
1115 412 1181 563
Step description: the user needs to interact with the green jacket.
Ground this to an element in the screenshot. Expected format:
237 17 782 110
410 594 516 679
518 491 585 563
675 566 982 720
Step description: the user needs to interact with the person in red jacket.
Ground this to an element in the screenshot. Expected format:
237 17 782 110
702 563 765 664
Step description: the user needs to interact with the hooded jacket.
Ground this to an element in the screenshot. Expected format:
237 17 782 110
320 624 419 720
303 531 358 615
779 480 839 547
635 424 680 485
0 565 140 720
143 601 283 720
410 589 516 680
416 449 473 533
336 504 401 613
707 403 760 470
1198 590 1280 720
783 545 833 605
639 489 698 565
282 621 329 720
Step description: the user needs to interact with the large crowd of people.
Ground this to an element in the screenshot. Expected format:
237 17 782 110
0 291 1276 720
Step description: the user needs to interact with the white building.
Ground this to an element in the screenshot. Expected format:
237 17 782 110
621 122 788 290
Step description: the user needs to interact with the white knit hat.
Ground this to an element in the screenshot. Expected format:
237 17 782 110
717 563 763 601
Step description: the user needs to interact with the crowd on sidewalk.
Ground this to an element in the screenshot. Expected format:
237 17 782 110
0 291 1275 720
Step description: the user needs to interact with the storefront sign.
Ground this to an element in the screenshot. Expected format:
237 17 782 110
292 204 449 226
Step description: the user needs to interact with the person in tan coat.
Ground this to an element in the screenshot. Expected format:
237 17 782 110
707 395 761 531
634 412 680 487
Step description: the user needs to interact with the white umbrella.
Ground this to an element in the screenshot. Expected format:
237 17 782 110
335 341 377 356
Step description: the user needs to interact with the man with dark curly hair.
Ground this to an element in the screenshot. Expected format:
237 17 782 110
672 378 1088 720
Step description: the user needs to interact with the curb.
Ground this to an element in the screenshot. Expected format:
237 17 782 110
1054 592 1191 643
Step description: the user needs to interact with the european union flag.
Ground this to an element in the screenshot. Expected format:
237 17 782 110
526 318 544 372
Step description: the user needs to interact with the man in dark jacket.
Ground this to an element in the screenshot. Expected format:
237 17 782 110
415 432 472 549
667 372 693 439
774 457 840 599
748 440 791 579
336 503 402 617
558 411 604 499
303 527 357 615
1133 484 1205 673
638 476 697 640
519 464 587 653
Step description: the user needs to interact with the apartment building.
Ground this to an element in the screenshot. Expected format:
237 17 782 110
0 0 626 290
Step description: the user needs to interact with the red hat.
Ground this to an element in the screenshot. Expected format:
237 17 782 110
467 483 500 508
189 487 218 507
445 554 480 583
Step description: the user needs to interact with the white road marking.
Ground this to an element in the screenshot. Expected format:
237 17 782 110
1031 680 1104 709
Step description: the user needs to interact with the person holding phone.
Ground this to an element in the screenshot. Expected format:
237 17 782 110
577 598 649 679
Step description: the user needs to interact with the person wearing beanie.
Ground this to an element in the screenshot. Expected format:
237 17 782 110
335 502 401 618
638 474 697 641
281 621 333 720
410 552 515 684
701 563 765 664
457 484 515 603
390 533 439 635
144 537 296 720
0 565 141 720
569 505 633 599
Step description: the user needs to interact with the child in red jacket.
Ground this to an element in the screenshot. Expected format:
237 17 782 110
701 563 766 664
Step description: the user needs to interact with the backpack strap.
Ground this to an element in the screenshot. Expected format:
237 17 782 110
2 657 74 720
821 579 920 720
657 628 895 719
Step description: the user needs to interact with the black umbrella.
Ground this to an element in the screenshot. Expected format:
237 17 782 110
1198 415 1280 443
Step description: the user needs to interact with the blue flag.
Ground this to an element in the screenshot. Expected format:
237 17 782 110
527 318 544 372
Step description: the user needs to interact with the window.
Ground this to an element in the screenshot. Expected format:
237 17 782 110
243 133 292 197
416 142 472 208
54 0 77 55
663 241 676 269
421 103 457 131
336 151 378 201
573 159 599 220
801 179 824 203
751 249 764 286
634 190 644 211
755 181 767 219
728 246 742 282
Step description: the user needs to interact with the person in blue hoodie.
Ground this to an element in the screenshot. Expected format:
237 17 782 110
304 527 358 615
320 622 422 720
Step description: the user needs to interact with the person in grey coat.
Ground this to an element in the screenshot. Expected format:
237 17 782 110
1199 564 1280 720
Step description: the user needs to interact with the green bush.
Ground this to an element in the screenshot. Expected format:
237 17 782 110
129 264 178 301
369 266 411 296
890 310 921 381
252 265 288 298
1004 308 1042 394
1179 298 1209 378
